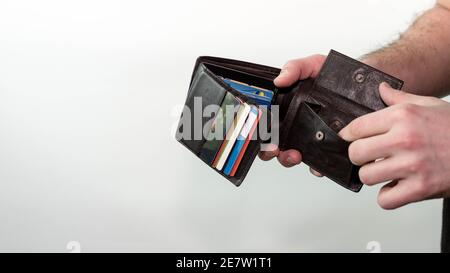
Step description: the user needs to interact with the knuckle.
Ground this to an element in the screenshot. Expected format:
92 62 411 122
406 156 436 197
416 161 432 181
412 180 431 198
402 133 420 150
395 127 421 150
393 103 419 121
407 154 427 174
425 179 440 197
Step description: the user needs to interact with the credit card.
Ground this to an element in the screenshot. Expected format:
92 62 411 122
222 78 273 106
229 107 262 176
213 103 251 171
223 106 260 176
222 78 274 98
198 93 241 165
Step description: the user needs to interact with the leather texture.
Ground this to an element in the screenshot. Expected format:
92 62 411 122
176 58 275 186
276 50 403 191
177 50 404 191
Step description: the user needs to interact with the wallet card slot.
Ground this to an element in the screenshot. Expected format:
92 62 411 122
176 64 228 155
197 91 244 166
195 96 266 186
196 65 271 185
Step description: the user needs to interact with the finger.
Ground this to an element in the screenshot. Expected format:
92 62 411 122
277 149 302 167
258 143 279 161
348 133 394 166
339 107 394 142
309 168 324 177
274 54 326 88
377 179 427 210
358 156 409 185
379 82 438 106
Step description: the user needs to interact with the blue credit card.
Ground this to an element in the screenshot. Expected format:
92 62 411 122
223 106 259 176
222 78 273 106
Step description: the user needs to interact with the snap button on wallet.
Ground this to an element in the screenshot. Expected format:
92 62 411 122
176 50 403 192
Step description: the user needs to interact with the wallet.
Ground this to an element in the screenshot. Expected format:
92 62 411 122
175 50 403 192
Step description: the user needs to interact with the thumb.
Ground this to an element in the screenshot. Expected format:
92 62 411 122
274 55 326 88
379 82 422 106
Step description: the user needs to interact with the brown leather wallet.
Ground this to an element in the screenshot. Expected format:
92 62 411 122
176 50 403 192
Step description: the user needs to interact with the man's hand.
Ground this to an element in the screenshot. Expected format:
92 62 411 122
340 83 450 209
258 54 326 174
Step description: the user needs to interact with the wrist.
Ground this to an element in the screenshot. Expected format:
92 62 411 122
359 54 385 72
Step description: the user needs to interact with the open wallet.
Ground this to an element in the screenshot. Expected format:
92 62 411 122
175 50 403 192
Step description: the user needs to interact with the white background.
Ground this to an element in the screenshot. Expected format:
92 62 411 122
0 0 442 252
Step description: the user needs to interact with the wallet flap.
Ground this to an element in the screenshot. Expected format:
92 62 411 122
275 50 404 192
315 50 404 111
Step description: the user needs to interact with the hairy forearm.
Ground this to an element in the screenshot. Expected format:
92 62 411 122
361 4 450 97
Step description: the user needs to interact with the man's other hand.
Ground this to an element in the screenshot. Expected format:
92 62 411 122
340 83 450 209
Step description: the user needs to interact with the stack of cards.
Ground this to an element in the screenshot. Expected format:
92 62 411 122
198 78 270 177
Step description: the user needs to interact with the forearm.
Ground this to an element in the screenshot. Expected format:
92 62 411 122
361 3 450 97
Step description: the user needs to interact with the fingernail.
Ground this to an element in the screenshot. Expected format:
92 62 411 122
380 82 391 89
311 169 323 177
286 157 295 166
262 143 278 152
